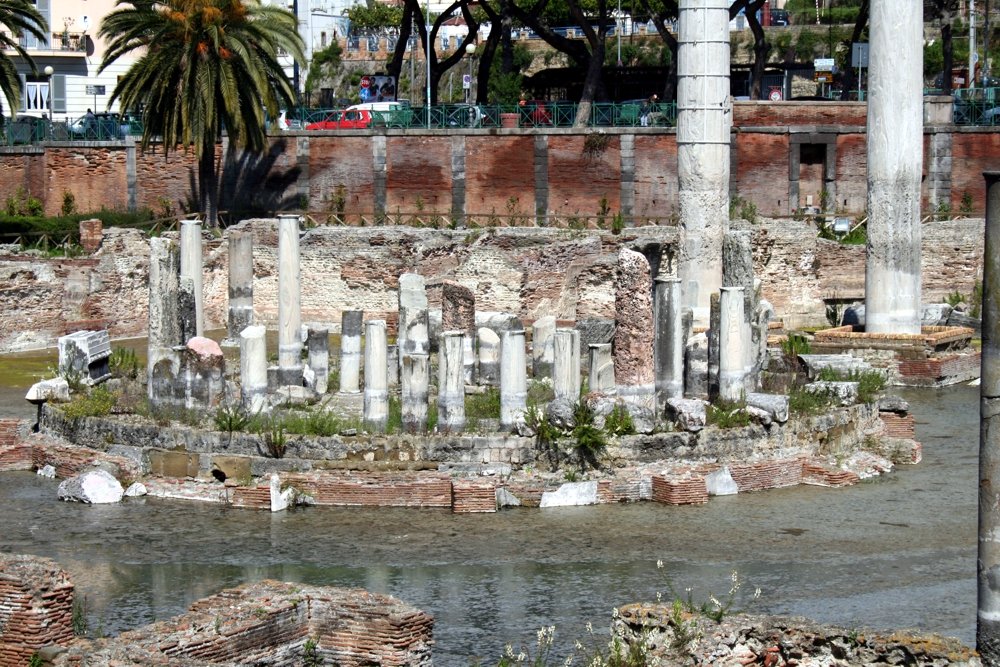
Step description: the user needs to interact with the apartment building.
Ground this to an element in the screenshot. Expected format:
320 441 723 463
3 0 139 122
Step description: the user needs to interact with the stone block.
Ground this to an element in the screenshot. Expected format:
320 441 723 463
25 378 70 403
798 354 872 379
805 381 859 406
667 397 707 432
148 448 200 478
540 481 600 507
705 466 739 496
57 469 124 504
747 392 790 423
211 455 252 483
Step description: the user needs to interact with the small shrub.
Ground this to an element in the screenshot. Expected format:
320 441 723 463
706 400 751 429
258 417 288 458
466 387 501 427
72 596 90 636
960 190 974 215
62 386 117 420
816 368 886 404
61 191 77 216
604 402 635 436
611 212 625 235
213 401 253 433
788 385 834 415
526 378 554 405
109 347 142 379
526 403 563 471
303 637 323 666
385 395 403 433
571 400 607 473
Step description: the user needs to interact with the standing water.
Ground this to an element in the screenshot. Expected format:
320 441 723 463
0 345 980 665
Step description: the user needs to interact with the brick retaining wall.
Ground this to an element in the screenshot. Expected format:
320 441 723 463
0 553 75 666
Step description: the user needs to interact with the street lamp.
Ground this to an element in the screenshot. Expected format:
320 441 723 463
465 42 475 104
43 65 53 137
425 0 431 128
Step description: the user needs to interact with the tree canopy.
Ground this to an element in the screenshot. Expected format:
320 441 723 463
99 0 305 226
0 0 49 117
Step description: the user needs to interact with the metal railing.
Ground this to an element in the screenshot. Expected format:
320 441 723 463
0 117 146 146
286 101 678 130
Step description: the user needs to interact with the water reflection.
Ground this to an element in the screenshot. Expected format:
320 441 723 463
0 385 980 665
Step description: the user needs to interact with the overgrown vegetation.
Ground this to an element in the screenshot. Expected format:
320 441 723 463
729 195 758 224
816 367 887 403
946 281 983 319
61 386 117 420
108 347 142 380
603 403 635 436
706 399 752 429
570 400 607 473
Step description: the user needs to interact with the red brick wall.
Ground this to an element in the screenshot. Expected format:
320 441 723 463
548 135 622 219
0 420 26 447
452 480 497 513
880 413 916 439
467 135 536 219
835 134 867 213
0 554 75 666
385 136 452 214
632 135 678 219
735 133 790 216
728 458 803 492
651 476 708 505
311 136 376 219
78 218 103 253
734 101 868 127
951 131 1000 215
133 144 205 214
44 147 128 216
283 472 454 508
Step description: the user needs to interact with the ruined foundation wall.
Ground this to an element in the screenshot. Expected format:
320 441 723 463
0 218 985 352
0 553 75 666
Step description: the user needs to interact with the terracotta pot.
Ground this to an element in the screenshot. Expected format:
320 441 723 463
500 112 519 129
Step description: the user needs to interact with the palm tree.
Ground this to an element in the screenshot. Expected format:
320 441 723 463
99 0 304 226
0 0 49 118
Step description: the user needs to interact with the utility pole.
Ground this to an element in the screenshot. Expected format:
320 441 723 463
972 0 978 90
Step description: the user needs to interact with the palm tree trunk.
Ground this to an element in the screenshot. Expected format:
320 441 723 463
200 144 220 228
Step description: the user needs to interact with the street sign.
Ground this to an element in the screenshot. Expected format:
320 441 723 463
462 74 471 90
814 72 833 83
851 42 869 68
85 85 105 95
814 58 835 72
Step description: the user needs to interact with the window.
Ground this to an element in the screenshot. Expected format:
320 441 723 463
320 31 327 47
20 73 65 113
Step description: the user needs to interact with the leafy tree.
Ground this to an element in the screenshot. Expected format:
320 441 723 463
99 0 304 227
344 1 404 34
305 41 343 101
0 0 48 117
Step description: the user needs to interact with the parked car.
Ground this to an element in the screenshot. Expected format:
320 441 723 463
69 112 135 139
305 102 410 130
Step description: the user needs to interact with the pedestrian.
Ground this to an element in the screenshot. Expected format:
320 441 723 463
84 108 96 138
640 94 658 127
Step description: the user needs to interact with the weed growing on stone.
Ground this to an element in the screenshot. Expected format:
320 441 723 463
72 595 90 636
525 403 562 471
258 417 288 458
279 409 360 437
28 653 43 667
108 347 142 380
571 400 607 473
788 385 834 415
466 387 501 429
385 396 403 433
705 400 751 429
659 561 759 624
815 368 887 403
527 378 555 405
603 403 635 436
61 386 117 420
213 401 254 433
302 636 323 666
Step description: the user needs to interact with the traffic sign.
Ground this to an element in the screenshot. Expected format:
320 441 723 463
851 42 869 68
462 74 471 90
814 58 835 72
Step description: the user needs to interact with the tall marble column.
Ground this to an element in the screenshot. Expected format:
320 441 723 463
277 214 302 385
614 248 655 408
500 330 527 431
654 277 684 410
363 319 388 431
677 0 731 325
240 324 268 413
307 328 329 394
531 315 556 379
553 328 581 402
979 170 1000 661
398 273 430 369
225 229 253 346
718 286 746 403
438 331 466 433
148 237 181 398
442 281 477 383
339 310 363 394
179 218 204 337
401 350 429 433
864 0 923 334
478 328 501 386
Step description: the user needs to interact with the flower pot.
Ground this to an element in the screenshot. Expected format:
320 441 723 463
500 112 519 129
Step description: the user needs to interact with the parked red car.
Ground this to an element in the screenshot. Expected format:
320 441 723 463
305 108 375 130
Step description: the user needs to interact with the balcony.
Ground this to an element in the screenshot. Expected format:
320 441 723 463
0 30 88 55
50 31 88 53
